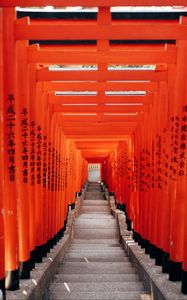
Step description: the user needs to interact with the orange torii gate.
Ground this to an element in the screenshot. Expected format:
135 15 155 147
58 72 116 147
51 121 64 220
1 0 187 5
0 3 187 299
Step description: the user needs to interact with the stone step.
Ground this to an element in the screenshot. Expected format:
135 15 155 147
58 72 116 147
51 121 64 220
50 282 145 294
74 228 119 239
78 214 114 219
69 244 121 249
85 190 103 193
49 290 151 300
53 273 140 283
81 203 110 212
72 239 119 244
80 211 111 215
84 197 105 200
81 200 107 206
85 191 102 193
86 190 102 192
69 244 122 249
60 262 136 274
67 245 125 250
68 251 125 256
82 198 106 202
86 188 101 190
65 256 129 262
85 194 105 200
74 220 117 229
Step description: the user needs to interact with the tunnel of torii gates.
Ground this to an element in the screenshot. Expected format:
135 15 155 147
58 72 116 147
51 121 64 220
1 0 187 298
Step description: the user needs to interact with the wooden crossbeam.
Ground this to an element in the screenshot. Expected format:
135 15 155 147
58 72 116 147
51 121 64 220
49 94 152 104
28 48 176 64
37 68 168 82
39 44 169 51
75 142 119 149
45 81 158 91
2 0 187 6
63 128 135 133
54 104 148 113
65 134 131 138
58 118 137 126
57 114 142 122
59 125 137 130
15 18 187 40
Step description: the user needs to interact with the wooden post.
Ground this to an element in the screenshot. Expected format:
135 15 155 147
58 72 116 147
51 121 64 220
0 8 5 299
2 8 19 290
16 40 31 279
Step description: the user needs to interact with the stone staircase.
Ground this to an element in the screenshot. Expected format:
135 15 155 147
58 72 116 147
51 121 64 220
48 182 151 300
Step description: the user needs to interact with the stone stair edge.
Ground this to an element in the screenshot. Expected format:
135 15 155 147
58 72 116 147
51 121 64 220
109 196 187 300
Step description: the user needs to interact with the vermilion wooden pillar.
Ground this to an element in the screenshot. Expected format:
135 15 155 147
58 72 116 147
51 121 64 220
49 113 58 245
28 62 37 268
131 132 140 244
168 40 187 282
0 8 5 298
2 8 19 290
58 128 65 237
40 89 49 252
155 81 170 269
16 40 31 279
34 81 45 261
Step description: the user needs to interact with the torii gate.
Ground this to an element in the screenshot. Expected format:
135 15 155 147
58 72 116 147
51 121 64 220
0 3 187 298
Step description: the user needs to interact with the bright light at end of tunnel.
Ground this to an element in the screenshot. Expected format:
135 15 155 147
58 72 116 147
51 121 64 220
43 6 54 11
104 113 138 116
62 103 98 106
62 113 97 116
105 103 143 106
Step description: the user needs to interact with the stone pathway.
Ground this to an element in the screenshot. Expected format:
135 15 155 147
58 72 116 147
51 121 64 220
49 182 151 300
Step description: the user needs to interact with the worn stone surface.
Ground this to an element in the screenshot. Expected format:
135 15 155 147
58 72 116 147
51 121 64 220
48 182 151 300
53 273 140 283
49 290 151 300
115 205 187 300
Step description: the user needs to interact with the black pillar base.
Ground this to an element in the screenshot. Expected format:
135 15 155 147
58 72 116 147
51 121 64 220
0 278 5 299
182 269 187 294
116 204 126 212
133 231 140 243
132 230 137 241
140 238 146 249
60 227 64 238
109 192 114 196
137 234 142 246
35 245 43 263
30 249 36 270
46 240 51 253
126 219 132 231
169 260 182 281
64 220 67 232
19 260 30 279
57 231 61 241
49 237 54 249
162 252 169 273
41 244 47 258
149 243 156 259
155 247 163 266
55 232 59 243
116 203 120 210
53 234 57 246
5 269 19 290
145 240 150 254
